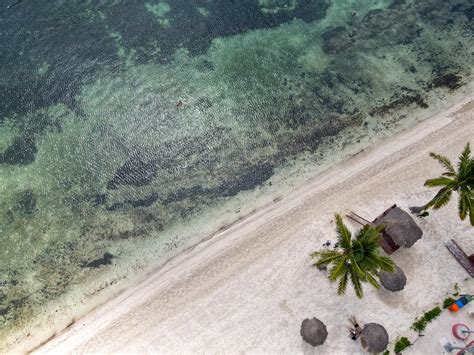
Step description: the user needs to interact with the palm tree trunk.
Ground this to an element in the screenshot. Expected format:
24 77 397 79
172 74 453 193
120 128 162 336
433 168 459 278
409 187 448 215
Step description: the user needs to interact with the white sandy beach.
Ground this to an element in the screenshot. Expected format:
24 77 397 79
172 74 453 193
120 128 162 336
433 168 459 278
32 96 474 354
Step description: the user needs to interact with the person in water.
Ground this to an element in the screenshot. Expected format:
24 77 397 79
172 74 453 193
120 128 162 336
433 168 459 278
7 0 22 9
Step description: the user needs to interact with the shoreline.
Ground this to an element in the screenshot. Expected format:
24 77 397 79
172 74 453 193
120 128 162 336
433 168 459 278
30 94 474 353
5 84 467 354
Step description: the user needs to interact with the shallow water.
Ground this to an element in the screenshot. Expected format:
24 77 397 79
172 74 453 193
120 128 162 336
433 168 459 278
0 0 473 348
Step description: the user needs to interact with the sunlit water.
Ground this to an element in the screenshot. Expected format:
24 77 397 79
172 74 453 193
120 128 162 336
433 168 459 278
0 0 473 349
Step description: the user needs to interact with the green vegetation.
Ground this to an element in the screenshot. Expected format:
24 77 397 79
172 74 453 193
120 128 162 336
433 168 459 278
311 214 395 298
392 287 465 353
412 306 442 332
394 337 411 353
410 142 474 225
453 283 460 296
443 297 455 309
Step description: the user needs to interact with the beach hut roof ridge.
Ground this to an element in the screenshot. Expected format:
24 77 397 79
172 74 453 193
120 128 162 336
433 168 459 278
374 205 422 248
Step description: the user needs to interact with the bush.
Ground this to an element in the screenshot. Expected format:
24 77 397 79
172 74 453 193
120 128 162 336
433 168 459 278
412 307 442 332
453 283 460 296
394 337 411 353
443 297 455 309
425 307 442 322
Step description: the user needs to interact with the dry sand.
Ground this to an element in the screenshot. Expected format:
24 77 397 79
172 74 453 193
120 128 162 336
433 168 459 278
34 97 474 354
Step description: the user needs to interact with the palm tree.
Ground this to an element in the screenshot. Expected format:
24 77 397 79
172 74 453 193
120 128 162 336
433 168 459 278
410 143 474 226
311 214 395 298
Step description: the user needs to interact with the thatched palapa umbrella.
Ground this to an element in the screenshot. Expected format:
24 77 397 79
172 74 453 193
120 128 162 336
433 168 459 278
379 266 407 292
373 205 423 253
361 323 389 353
300 317 328 347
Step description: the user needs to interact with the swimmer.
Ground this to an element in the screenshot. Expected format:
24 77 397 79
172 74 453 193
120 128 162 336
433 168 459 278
7 0 22 9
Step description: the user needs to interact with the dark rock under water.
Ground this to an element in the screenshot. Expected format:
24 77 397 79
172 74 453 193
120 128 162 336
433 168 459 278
13 189 37 215
106 192 160 211
429 73 463 90
369 92 429 117
83 252 114 268
0 131 37 165
322 6 422 54
107 156 159 190
216 162 274 197
107 162 274 210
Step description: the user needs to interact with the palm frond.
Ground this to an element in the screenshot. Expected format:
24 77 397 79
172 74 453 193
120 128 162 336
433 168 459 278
368 254 396 272
335 214 352 250
358 252 389 272
442 172 457 177
424 187 452 210
350 258 366 278
329 257 348 282
424 177 454 187
432 189 452 209
463 192 474 226
459 194 470 220
348 265 364 299
337 270 349 295
310 250 339 259
374 224 385 233
364 271 381 289
355 224 380 243
429 152 456 175
311 251 343 268
356 256 380 273
458 142 471 172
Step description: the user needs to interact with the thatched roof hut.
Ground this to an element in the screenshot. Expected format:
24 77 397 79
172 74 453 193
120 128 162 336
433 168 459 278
300 317 328 347
361 323 389 353
373 205 423 254
379 266 407 291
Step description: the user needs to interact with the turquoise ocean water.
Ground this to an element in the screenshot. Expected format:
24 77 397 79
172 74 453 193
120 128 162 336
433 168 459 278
0 0 473 349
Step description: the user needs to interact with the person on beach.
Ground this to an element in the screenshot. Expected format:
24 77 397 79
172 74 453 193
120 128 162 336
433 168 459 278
349 328 357 341
348 317 362 340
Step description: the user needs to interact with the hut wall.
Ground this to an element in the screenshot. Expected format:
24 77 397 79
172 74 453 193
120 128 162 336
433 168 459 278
379 231 399 255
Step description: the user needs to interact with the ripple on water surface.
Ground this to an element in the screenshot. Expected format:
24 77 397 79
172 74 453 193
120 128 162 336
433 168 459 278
0 0 473 349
